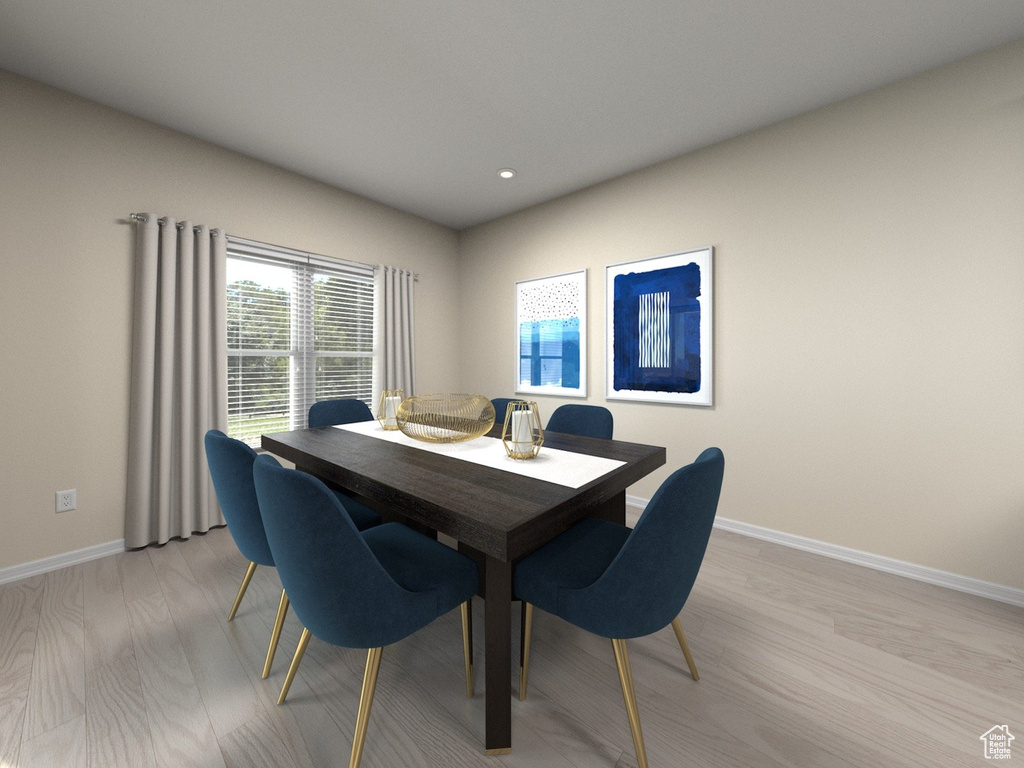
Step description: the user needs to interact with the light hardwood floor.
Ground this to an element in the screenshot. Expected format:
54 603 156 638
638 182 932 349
1 525 1021 767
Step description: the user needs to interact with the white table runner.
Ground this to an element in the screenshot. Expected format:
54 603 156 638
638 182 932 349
337 420 625 489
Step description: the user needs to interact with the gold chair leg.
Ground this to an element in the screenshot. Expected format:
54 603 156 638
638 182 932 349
228 561 258 620
670 617 699 681
611 639 649 768
461 601 474 697
349 647 383 768
519 602 533 701
277 627 311 704
262 590 290 679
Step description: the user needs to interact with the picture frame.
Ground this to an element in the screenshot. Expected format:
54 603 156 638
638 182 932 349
515 269 587 398
606 247 713 406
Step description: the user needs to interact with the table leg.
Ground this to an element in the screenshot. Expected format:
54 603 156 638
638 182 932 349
589 489 626 525
483 555 512 754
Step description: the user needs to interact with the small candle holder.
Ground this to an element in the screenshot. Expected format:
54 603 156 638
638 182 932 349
377 389 405 431
501 401 544 460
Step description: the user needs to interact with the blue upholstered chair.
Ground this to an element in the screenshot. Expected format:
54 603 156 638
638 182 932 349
545 403 614 439
490 398 525 428
513 448 725 768
204 429 380 679
252 455 479 768
306 398 385 526
308 398 374 429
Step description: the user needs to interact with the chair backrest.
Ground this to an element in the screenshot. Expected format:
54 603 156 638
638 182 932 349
546 404 614 440
490 398 526 425
252 455 440 648
568 447 724 639
308 398 374 428
203 430 274 566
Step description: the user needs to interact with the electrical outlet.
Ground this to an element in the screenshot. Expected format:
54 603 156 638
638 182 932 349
56 489 77 513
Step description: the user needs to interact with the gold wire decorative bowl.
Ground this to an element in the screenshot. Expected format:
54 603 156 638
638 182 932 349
397 394 496 443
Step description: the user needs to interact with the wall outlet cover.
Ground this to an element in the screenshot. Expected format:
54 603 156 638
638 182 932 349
56 489 77 513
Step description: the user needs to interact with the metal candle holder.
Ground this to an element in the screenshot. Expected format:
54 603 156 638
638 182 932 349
501 401 544 460
377 389 405 431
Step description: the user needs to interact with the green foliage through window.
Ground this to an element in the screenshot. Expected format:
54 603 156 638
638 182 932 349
227 249 374 448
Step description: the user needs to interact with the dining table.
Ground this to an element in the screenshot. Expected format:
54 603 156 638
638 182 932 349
262 420 665 754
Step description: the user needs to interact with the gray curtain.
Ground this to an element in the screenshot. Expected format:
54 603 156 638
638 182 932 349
125 214 227 548
379 265 416 394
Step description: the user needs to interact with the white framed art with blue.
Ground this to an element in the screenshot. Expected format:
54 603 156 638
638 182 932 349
515 269 587 398
606 247 713 406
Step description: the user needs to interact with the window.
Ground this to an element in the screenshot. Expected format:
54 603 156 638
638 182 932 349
226 238 375 448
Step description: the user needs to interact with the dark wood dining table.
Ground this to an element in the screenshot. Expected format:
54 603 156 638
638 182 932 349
262 423 665 754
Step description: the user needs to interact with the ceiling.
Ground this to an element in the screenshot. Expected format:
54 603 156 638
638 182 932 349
3 2 1024 230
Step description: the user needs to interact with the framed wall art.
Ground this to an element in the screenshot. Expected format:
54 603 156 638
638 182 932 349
515 269 587 398
606 247 713 406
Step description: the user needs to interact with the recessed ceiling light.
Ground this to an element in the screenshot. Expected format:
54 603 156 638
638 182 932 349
497 168 516 179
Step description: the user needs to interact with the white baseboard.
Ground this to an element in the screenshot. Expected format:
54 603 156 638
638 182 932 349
0 539 126 586
5 501 1024 610
625 495 1024 609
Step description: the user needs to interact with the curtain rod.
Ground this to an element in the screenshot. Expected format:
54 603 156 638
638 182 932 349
129 215 418 280
129 213 222 235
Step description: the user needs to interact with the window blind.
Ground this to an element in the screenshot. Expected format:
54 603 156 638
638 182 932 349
226 237 375 448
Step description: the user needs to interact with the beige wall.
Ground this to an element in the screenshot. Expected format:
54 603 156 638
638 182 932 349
4 39 1024 592
459 40 1024 590
0 70 461 570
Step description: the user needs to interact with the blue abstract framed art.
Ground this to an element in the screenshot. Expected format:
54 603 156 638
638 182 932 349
606 247 713 406
515 269 587 398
